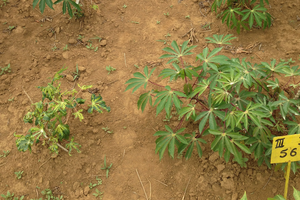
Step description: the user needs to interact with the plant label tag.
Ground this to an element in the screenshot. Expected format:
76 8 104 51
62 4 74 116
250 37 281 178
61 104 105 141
271 134 300 164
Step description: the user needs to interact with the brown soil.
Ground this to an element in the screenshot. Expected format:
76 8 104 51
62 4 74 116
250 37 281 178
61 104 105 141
0 0 300 200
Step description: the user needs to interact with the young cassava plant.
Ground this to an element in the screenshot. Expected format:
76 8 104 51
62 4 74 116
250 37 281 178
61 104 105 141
211 0 272 33
16 67 110 155
125 35 300 171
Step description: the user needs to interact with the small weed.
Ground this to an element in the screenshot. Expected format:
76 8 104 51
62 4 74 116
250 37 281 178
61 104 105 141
170 5 173 8
123 4 127 8
8 26 15 31
201 22 211 30
105 66 116 74
89 36 102 42
0 0 9 7
280 58 295 65
101 155 112 178
134 64 139 69
123 126 127 129
41 188 63 200
86 43 99 52
73 64 80 80
156 39 169 45
131 21 139 24
86 43 94 50
164 12 169 17
90 4 99 10
164 33 171 38
63 45 68 51
93 189 103 199
15 171 23 179
52 46 57 51
0 64 11 75
3 22 7 25
8 97 14 102
89 176 102 189
102 127 113 134
0 150 10 157
1 191 24 200
156 21 160 24
78 35 84 40
185 15 190 19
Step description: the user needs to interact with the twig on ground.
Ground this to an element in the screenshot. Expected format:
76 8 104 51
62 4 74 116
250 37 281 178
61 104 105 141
136 169 149 200
124 53 128 68
254 52 263 60
22 86 34 104
36 187 39 198
262 170 274 189
39 157 51 169
0 163 7 167
182 177 191 200
147 178 151 200
153 179 168 186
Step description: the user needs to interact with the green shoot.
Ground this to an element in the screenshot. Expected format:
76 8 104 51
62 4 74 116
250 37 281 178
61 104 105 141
101 155 112 178
106 66 116 74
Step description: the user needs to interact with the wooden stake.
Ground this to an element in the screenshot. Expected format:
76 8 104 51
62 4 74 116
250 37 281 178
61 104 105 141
284 161 291 199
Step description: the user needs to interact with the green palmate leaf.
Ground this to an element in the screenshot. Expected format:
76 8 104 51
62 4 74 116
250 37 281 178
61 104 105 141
196 47 229 71
267 195 286 200
159 63 181 81
154 86 185 116
293 187 300 200
178 132 206 160
73 109 84 121
205 34 236 45
125 66 155 93
240 192 248 200
222 7 243 27
160 40 196 64
52 0 82 17
154 126 187 159
285 121 300 135
137 91 153 112
188 79 210 98
242 5 267 29
88 94 110 114
66 136 81 156
16 135 34 152
178 104 196 120
55 124 70 140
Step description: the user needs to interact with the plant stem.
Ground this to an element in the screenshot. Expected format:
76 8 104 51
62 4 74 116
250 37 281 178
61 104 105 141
251 76 272 97
44 134 68 153
294 88 300 99
283 76 292 89
148 80 165 88
148 80 178 91
175 114 186 132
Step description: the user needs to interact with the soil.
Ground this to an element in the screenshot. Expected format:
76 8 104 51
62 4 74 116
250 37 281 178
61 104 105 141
0 0 300 200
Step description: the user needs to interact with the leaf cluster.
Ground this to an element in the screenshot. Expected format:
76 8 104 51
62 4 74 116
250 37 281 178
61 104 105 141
125 37 300 171
241 187 300 200
16 67 110 155
211 0 272 33
33 0 82 18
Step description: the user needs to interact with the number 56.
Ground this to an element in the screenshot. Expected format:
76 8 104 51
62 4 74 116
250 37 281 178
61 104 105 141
280 148 297 158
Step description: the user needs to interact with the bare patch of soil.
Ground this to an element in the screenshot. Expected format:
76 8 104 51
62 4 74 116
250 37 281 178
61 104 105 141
0 0 300 199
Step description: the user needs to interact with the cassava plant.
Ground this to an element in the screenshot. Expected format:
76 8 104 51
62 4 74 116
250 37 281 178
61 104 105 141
16 67 110 155
211 0 272 33
125 35 300 170
241 187 300 200
33 0 81 18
